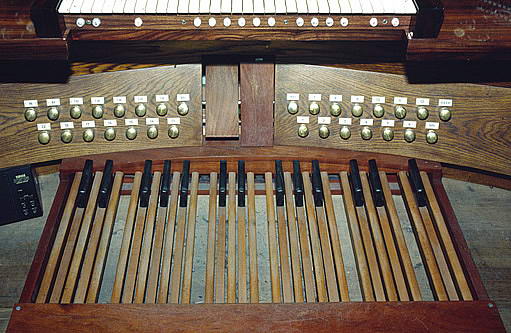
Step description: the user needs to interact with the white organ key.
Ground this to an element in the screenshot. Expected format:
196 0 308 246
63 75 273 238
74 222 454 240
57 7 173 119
285 0 297 13
306 0 318 13
243 0 254 13
317 0 329 13
378 0 392 13
296 0 307 13
232 0 242 13
69 0 84 13
199 0 210 12
102 0 116 12
157 0 171 12
58 0 74 13
167 0 179 12
91 0 104 13
135 0 148 12
178 0 190 13
221 0 232 13
328 0 340 13
189 0 200 12
124 0 137 12
338 0 351 13
210 0 221 12
254 0 265 13
264 0 275 13
370 0 384 13
348 0 362 13
275 0 286 13
145 0 158 12
360 0 373 13
402 0 417 14
112 0 127 12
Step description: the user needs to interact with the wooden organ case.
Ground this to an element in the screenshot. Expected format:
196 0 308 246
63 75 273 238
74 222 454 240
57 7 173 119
1 0 511 332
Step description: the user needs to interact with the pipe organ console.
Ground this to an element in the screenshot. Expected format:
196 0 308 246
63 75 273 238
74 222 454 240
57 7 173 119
1 0 510 332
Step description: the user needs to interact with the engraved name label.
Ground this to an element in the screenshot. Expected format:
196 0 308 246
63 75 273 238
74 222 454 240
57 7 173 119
287 93 300 101
329 95 342 102
318 117 331 125
297 116 310 124
113 96 127 104
125 118 139 126
82 121 96 128
167 118 181 125
381 119 395 127
403 121 417 128
91 97 105 105
104 119 117 127
438 99 453 107
37 123 51 131
155 95 169 102
24 100 38 108
416 98 430 106
69 98 83 105
308 94 322 101
372 96 385 104
134 96 148 103
177 94 190 102
146 118 159 125
351 96 364 103
394 97 408 105
60 122 74 129
46 98 61 107
425 122 440 130
339 118 352 125
360 118 374 126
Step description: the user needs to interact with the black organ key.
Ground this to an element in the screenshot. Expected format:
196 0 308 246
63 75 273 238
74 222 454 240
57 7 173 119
179 160 191 208
237 160 246 207
76 159 94 209
292 160 304 207
408 159 427 207
275 160 285 207
219 160 227 208
98 160 114 209
139 160 153 208
159 160 171 208
311 160 324 207
368 160 385 208
349 160 365 207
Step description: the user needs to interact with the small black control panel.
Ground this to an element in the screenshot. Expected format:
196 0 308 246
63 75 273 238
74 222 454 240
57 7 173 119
0 165 43 226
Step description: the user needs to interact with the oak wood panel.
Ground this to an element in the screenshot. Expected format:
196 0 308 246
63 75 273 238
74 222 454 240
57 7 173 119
240 63 274 146
6 302 506 332
275 64 511 176
205 64 239 138
0 65 202 168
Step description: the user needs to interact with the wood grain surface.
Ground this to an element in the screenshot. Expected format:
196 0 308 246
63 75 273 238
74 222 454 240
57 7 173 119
275 64 511 176
6 302 505 332
0 65 202 168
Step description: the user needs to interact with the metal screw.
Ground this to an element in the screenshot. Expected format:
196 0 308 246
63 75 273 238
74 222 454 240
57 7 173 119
15 306 22 311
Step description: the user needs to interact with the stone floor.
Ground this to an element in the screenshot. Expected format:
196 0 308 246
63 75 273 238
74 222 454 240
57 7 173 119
0 173 510 332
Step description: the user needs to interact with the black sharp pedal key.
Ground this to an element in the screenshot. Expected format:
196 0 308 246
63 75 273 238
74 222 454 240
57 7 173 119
179 160 190 208
238 160 246 207
275 160 285 207
139 160 153 208
160 160 171 208
76 160 94 209
311 160 324 207
293 160 304 208
349 160 365 207
98 160 114 209
408 159 427 207
368 160 385 208
219 160 227 208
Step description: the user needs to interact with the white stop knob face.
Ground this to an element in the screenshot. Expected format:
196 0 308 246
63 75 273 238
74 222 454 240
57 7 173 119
223 17 231 27
340 17 349 27
311 17 319 27
193 17 201 27
370 17 378 27
296 17 304 27
253 17 261 27
326 17 334 27
238 17 246 27
134 17 143 27
268 17 276 27
209 17 216 27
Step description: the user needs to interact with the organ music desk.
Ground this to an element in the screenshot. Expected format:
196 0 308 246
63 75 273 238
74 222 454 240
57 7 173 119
1 0 511 332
